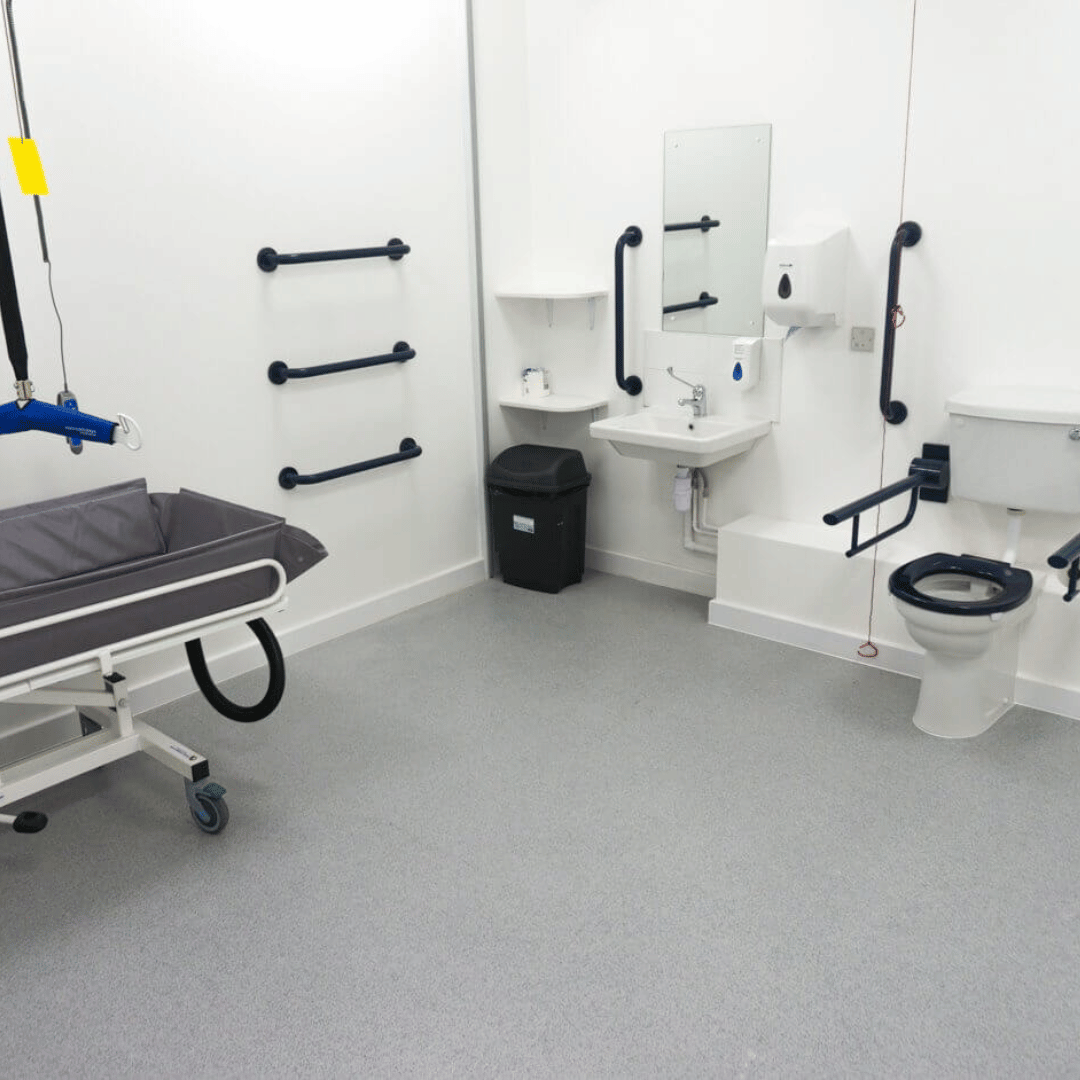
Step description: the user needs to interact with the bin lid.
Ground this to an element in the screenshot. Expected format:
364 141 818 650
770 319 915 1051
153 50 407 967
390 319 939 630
487 444 591 494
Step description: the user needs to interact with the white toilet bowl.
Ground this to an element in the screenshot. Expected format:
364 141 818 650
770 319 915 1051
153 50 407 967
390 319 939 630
889 552 1036 738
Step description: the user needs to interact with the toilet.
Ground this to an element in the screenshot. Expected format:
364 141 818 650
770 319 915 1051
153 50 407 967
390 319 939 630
888 386 1080 738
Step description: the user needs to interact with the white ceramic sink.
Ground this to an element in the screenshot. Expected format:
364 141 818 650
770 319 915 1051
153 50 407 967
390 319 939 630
589 411 772 467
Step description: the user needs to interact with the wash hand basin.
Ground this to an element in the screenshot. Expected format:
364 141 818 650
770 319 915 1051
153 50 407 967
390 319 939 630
589 411 772 467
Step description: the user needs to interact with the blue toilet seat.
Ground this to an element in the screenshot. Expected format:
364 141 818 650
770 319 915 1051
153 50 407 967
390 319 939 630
888 552 1033 616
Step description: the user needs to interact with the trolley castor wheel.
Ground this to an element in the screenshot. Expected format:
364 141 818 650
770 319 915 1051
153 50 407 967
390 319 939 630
185 780 229 835
13 810 48 833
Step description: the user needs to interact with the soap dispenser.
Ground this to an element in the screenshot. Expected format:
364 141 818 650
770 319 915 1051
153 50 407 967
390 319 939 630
732 337 761 390
762 225 848 328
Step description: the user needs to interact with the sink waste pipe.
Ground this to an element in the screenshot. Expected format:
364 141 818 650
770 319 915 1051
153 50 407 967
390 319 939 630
674 467 718 554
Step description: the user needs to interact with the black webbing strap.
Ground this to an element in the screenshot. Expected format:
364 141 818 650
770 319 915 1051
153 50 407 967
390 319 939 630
0 180 29 384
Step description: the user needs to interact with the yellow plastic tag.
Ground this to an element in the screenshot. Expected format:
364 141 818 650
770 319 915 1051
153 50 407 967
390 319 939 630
8 138 48 195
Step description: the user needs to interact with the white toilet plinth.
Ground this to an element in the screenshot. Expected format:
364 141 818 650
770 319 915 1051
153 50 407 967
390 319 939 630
892 597 1036 739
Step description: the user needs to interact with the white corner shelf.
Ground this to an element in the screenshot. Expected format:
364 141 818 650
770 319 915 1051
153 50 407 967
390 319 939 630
494 281 608 328
498 393 609 414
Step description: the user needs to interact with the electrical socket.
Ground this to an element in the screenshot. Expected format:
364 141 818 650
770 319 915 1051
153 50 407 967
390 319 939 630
850 326 875 353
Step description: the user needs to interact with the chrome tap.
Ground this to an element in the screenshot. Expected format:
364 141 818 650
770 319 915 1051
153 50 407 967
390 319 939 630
666 367 707 417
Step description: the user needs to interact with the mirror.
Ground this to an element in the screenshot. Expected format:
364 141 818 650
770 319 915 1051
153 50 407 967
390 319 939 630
662 124 771 335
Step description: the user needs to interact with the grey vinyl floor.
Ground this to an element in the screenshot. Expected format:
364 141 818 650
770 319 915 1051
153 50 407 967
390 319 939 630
3 570 1080 1079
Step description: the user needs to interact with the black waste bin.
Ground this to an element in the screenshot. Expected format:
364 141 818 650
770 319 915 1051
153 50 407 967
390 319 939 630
487 444 591 593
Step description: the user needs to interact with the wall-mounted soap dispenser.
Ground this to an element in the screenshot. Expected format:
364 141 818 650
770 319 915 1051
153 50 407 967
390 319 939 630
732 337 761 390
762 225 848 329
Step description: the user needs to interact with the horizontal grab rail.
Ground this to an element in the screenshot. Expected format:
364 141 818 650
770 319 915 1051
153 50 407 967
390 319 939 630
257 239 410 272
268 341 414 384
663 291 718 315
664 217 720 233
823 445 950 557
279 438 421 490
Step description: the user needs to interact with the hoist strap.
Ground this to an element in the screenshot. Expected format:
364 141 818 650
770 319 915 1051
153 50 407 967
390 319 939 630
0 179 29 384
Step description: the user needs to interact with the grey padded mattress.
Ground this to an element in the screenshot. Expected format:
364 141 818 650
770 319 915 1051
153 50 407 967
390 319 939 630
0 479 327 680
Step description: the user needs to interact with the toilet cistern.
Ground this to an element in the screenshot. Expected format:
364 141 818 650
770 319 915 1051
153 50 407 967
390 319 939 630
667 367 707 417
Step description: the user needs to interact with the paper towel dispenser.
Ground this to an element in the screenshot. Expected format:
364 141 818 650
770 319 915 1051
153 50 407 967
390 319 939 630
762 225 848 328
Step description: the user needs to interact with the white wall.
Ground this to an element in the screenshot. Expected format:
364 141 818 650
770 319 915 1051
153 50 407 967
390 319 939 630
6 1 1079 719
0 1 485 699
473 0 1080 713
474 0 914 591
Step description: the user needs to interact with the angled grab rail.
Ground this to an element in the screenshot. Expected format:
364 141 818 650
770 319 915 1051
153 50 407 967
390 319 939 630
664 216 720 233
614 225 643 396
823 444 949 557
279 438 421 490
257 239 409 272
663 291 718 315
879 221 922 425
268 341 414 384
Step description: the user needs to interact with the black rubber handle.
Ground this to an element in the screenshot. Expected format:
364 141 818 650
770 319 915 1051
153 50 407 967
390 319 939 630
185 618 285 723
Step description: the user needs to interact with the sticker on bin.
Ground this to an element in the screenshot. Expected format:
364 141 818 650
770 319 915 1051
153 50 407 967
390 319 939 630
512 514 535 534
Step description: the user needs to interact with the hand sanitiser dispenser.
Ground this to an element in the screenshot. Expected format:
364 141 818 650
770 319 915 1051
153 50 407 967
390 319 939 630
762 225 848 329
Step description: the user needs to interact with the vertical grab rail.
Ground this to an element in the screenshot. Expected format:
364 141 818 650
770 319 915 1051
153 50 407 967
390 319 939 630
880 220 922 425
614 225 643 396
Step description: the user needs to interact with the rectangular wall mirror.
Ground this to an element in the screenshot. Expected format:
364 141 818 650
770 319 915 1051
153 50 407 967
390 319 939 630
662 124 772 336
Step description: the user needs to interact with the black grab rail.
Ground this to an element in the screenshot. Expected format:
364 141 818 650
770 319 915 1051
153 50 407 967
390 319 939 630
664 216 720 233
1048 531 1080 601
823 444 949 557
614 225 643 396
663 291 718 315
279 437 421 490
879 221 922 425
268 341 414 384
257 239 410 272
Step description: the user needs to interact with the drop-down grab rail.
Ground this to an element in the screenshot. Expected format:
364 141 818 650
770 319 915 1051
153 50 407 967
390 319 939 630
823 445 950 557
1048 531 1080 601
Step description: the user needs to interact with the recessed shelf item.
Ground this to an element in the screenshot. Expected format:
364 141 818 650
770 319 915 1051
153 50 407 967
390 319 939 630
498 392 609 414
494 281 608 328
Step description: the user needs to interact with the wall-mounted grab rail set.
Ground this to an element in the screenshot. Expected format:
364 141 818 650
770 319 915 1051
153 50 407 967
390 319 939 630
879 221 922 425
614 225 643 396
663 292 718 315
263 235 420 487
823 444 950 557
663 216 719 320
